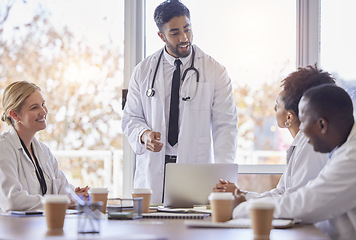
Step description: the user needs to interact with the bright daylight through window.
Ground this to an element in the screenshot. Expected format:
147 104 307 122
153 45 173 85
320 0 356 114
146 0 296 192
6 0 349 194
0 0 125 197
146 0 296 164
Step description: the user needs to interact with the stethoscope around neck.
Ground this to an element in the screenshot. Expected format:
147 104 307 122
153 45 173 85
146 47 199 101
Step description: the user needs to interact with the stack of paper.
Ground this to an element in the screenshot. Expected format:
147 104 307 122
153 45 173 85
185 218 295 229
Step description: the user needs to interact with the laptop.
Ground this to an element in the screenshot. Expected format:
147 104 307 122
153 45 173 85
163 163 238 208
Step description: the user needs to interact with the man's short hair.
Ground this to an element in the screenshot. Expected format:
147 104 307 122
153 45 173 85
154 0 190 32
303 84 354 126
281 65 335 118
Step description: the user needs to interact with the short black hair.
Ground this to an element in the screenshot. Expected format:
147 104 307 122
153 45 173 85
303 84 354 127
154 0 190 32
281 65 335 118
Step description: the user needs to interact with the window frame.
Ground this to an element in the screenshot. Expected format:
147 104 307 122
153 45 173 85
122 0 321 198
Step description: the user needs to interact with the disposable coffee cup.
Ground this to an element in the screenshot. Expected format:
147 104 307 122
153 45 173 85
249 200 275 240
89 188 109 213
42 194 70 230
208 192 234 222
132 188 152 213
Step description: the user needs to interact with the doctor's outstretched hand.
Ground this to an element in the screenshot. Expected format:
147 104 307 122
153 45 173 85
141 130 164 152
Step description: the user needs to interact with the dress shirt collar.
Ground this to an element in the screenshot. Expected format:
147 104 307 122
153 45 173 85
163 46 192 67
329 123 356 159
329 146 339 159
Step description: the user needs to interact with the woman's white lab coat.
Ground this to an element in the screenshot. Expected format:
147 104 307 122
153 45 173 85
122 45 238 203
245 131 328 200
0 126 73 212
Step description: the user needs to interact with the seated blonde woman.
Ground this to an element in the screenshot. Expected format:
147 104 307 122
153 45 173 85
0 81 88 212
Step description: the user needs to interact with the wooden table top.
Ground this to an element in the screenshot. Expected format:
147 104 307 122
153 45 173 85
0 214 330 240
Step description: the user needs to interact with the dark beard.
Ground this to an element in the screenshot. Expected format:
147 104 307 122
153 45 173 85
165 41 191 58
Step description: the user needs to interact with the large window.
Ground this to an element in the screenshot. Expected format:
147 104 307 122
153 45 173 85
0 0 125 197
6 0 351 195
145 0 296 191
320 0 356 112
146 0 296 165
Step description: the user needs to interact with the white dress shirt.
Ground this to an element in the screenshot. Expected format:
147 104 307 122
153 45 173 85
245 131 328 200
162 49 191 156
234 123 356 240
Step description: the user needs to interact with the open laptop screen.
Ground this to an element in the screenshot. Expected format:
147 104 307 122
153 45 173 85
163 163 238 208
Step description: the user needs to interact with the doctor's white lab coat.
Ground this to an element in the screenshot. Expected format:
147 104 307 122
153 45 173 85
0 126 73 212
233 123 356 240
122 45 238 203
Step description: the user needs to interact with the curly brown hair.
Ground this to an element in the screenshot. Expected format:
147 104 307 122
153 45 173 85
281 64 336 119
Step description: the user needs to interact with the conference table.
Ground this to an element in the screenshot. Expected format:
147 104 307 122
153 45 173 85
0 214 330 240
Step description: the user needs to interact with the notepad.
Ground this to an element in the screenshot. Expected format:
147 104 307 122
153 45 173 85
157 207 211 214
10 210 43 216
185 218 295 229
142 212 210 219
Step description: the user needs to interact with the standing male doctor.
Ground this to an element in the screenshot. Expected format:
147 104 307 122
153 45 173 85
122 0 238 203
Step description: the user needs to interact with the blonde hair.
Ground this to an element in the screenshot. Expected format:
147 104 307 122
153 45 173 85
1 81 41 125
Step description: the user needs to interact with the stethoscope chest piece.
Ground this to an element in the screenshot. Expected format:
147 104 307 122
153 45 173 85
147 47 199 101
146 88 155 97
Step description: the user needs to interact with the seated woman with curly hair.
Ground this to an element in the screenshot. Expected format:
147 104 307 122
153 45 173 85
215 65 336 206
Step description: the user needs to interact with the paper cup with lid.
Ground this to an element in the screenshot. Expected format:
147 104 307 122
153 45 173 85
42 194 70 229
209 192 234 222
132 188 152 213
88 187 109 213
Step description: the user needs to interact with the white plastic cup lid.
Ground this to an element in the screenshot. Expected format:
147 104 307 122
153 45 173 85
249 200 275 209
88 187 109 194
208 192 234 200
42 194 70 204
132 188 152 194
